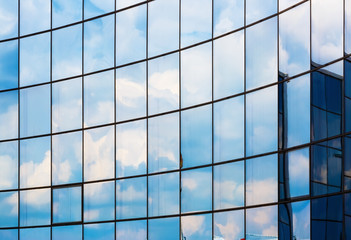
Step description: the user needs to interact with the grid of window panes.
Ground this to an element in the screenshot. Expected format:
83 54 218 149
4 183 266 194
0 0 351 239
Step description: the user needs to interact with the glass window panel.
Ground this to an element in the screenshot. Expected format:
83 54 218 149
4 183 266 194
52 225 82 240
279 2 310 77
20 136 51 188
279 0 301 10
116 220 146 240
0 141 18 190
20 0 50 35
116 5 146 65
0 91 18 140
214 161 244 209
52 131 82 185
246 17 277 90
0 40 18 91
52 78 82 132
181 105 212 168
0 1 18 40
116 62 146 121
20 188 50 226
148 113 179 173
52 0 82 28
214 31 244 99
84 181 114 222
181 42 212 107
116 120 146 178
246 154 278 205
20 32 50 86
20 85 50 137
246 0 277 24
53 186 81 223
148 172 179 217
346 136 351 190
214 210 244 240
52 24 82 80
84 0 114 19
0 191 18 227
347 0 351 54
0 230 18 240
246 86 277 156
312 0 343 72
84 223 115 240
181 167 212 213
181 214 212 240
84 70 114 126
148 217 179 240
246 206 278 239
214 96 244 162
20 227 50 240
116 0 143 10
181 0 211 47
148 0 179 57
116 177 147 219
148 53 179 115
84 126 114 181
213 0 244 36
84 15 114 73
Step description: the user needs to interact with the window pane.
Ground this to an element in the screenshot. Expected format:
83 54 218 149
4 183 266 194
246 206 278 239
52 24 82 80
0 230 18 240
181 42 212 107
213 31 244 99
148 172 179 217
52 78 82 132
246 154 278 205
116 220 146 240
181 105 212 168
84 181 114 222
0 141 18 190
20 32 50 86
148 217 179 240
52 0 82 28
246 17 277 90
347 0 351 54
84 70 114 127
0 1 18 40
116 0 143 10
116 120 146 178
246 0 277 24
20 0 50 35
116 5 146 65
214 161 244 209
52 131 82 185
20 85 51 137
20 136 51 188
148 113 179 173
84 126 114 181
20 188 51 226
84 15 114 73
181 167 212 213
53 186 81 223
52 225 82 240
116 62 146 121
214 210 244 240
0 191 18 227
148 53 179 115
213 0 244 36
20 228 50 240
0 40 18 91
279 0 301 10
246 86 277 156
84 223 115 240
148 0 179 57
181 0 211 47
84 0 114 19
116 177 147 219
181 214 212 240
214 96 244 162
0 91 18 140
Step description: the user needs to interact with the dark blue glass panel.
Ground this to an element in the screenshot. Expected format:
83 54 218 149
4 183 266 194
327 195 342 221
312 197 327 220
311 221 326 240
326 222 342 240
325 75 341 114
345 98 351 133
312 71 326 109
312 107 327 141
346 60 351 98
346 216 351 240
0 40 18 91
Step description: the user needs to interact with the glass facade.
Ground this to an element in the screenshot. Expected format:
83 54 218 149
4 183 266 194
0 0 350 239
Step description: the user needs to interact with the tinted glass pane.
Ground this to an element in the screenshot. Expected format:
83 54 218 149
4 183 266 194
148 172 179 217
84 126 114 181
0 141 18 190
84 181 114 222
116 177 147 219
279 0 301 10
116 220 146 240
347 0 351 54
52 225 82 240
148 113 179 173
214 210 244 240
0 91 18 140
20 32 50 86
148 217 179 240
84 0 114 19
52 0 82 27
246 0 277 24
53 186 81 223
0 230 18 240
0 191 18 227
20 136 51 188
20 227 50 240
213 0 244 36
246 206 278 239
0 40 18 91
20 0 50 35
84 223 115 240
0 1 18 40
181 214 212 240
116 0 143 9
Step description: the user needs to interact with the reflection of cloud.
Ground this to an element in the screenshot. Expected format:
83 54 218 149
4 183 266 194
89 0 112 12
247 206 277 237
116 78 145 107
214 180 243 207
246 179 277 205
262 225 278 236
182 215 204 236
52 160 71 183
5 193 17 215
289 151 309 180
116 225 146 240
215 213 241 239
0 105 17 140
22 189 50 207
0 155 17 188
214 0 243 36
20 151 51 187
116 185 145 202
84 210 100 221
182 177 197 191
20 0 51 35
0 2 17 38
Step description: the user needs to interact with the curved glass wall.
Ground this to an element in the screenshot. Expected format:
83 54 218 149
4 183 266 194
0 0 350 239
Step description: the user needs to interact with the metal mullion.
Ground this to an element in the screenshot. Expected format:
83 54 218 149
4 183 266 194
211 0 214 238
309 0 313 239
17 0 21 238
81 0 85 238
114 0 117 238
276 0 280 237
178 0 182 238
146 1 149 239
50 0 53 238
243 0 247 237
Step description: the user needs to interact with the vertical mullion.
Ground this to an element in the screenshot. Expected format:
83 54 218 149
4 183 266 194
276 0 280 238
178 0 182 238
50 0 53 238
17 0 21 238
211 0 214 238
114 0 117 239
243 0 247 237
81 0 85 239
309 0 313 239
146 1 149 239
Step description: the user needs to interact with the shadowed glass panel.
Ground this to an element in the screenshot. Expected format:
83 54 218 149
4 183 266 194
0 40 18 91
0 191 18 227
53 186 81 223
20 0 50 35
52 0 82 28
0 91 18 140
0 141 18 190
